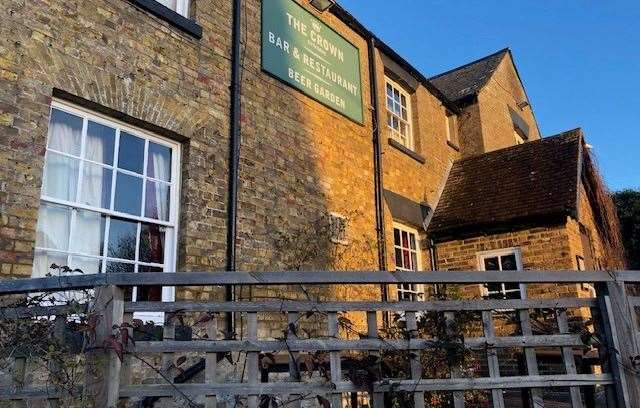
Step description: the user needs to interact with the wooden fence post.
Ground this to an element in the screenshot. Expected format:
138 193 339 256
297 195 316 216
596 282 640 408
85 285 124 408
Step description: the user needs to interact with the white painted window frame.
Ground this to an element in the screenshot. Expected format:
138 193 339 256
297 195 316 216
36 100 181 322
385 77 414 150
393 222 424 301
445 112 456 143
476 247 524 300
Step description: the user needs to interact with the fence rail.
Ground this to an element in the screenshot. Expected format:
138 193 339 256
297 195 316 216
1 271 640 408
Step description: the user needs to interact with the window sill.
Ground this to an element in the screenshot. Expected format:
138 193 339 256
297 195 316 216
127 0 202 39
447 140 460 152
388 139 426 164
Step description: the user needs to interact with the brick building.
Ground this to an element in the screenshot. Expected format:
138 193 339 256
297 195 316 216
0 0 624 314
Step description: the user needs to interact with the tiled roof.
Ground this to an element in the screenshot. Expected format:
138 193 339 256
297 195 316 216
428 129 584 238
430 48 509 103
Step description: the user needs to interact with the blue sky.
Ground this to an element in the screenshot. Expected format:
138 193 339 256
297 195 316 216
339 0 640 191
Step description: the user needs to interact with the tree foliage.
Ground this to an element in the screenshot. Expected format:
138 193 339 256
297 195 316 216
613 189 640 269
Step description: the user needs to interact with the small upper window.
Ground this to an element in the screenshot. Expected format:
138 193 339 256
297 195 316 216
477 248 523 300
393 223 423 301
155 0 190 17
445 111 457 145
509 107 529 146
385 78 413 150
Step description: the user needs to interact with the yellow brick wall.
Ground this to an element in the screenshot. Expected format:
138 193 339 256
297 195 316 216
477 56 541 153
373 50 460 274
566 181 610 271
434 225 581 299
456 54 542 158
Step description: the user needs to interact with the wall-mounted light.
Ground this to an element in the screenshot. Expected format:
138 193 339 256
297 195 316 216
517 101 530 110
310 0 336 12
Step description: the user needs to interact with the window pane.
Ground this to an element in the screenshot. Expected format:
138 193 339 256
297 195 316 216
484 257 499 271
80 163 112 209
70 210 106 256
393 228 400 246
69 256 102 275
107 218 137 260
139 223 165 264
395 248 403 268
501 254 518 270
504 283 521 292
403 249 410 269
114 172 143 216
137 266 163 301
48 109 82 156
117 132 145 174
410 252 417 270
33 250 68 278
486 283 501 294
36 203 71 251
409 234 416 250
145 181 170 221
401 231 409 248
85 121 115 165
43 152 79 201
505 289 522 300
106 261 135 274
147 142 172 181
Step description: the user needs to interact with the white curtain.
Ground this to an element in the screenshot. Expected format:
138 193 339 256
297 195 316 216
35 203 70 251
33 203 70 278
44 154 78 202
71 210 103 257
81 134 109 208
32 250 68 279
44 116 81 202
148 147 170 221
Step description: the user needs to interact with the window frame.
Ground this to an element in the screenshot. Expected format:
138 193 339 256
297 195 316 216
514 129 526 145
35 100 182 321
476 247 525 300
445 111 456 143
393 222 424 301
385 77 414 151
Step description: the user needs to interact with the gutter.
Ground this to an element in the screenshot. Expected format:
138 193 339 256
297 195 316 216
225 0 243 335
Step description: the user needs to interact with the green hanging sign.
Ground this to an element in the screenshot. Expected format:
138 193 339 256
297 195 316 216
261 0 364 124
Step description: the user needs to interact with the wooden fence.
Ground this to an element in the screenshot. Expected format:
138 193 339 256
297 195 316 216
1 271 640 408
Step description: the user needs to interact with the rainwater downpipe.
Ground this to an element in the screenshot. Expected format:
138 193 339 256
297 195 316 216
367 36 388 302
226 0 243 335
429 238 442 297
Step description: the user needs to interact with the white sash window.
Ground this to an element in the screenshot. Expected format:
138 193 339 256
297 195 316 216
393 223 423 301
385 78 414 150
34 101 180 317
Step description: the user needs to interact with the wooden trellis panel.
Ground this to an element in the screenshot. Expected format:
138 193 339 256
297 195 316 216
1 271 639 408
